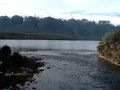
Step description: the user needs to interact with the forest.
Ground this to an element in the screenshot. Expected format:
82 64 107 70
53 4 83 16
0 15 120 40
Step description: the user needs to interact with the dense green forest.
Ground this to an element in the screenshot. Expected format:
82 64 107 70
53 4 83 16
0 15 120 40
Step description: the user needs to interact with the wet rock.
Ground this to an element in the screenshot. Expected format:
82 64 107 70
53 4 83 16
32 87 36 90
39 67 44 71
47 67 50 69
27 82 30 86
0 45 45 89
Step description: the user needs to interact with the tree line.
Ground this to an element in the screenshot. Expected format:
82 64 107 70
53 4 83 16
0 15 119 40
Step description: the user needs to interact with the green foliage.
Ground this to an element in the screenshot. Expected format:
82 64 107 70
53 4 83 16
0 15 119 40
112 30 120 42
0 32 68 40
98 30 120 64
100 30 120 45
100 32 112 44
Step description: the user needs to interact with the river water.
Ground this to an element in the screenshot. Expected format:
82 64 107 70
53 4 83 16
0 40 120 90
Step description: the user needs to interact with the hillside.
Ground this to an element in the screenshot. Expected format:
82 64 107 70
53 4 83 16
0 15 120 40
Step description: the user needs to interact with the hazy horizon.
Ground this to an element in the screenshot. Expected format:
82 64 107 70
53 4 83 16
0 0 120 25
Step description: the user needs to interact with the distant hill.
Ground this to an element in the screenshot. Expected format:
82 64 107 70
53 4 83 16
0 15 119 40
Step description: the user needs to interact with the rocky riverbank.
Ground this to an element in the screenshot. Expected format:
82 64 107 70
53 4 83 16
97 53 120 67
97 31 120 66
0 45 45 89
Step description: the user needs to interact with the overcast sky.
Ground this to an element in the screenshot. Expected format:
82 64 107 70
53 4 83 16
0 0 120 25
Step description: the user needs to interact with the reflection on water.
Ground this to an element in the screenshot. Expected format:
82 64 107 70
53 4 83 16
0 40 99 51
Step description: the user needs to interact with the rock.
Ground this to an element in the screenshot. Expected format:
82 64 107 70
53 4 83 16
0 45 45 89
0 45 11 57
47 67 50 69
32 87 36 90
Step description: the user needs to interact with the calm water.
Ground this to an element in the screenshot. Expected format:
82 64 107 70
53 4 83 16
0 40 98 51
0 40 120 90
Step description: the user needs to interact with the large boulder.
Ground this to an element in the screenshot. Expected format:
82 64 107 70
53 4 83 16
0 45 11 57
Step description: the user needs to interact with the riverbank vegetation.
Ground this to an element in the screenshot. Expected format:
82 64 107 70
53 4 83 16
0 32 68 40
97 30 120 65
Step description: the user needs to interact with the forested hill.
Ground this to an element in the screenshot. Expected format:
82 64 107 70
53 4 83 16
0 15 120 40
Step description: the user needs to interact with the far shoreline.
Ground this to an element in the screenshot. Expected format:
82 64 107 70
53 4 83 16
0 38 100 41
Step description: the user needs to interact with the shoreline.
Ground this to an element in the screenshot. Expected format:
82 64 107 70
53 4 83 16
97 53 120 67
0 38 99 41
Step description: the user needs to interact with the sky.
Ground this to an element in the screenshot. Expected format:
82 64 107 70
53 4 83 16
0 0 120 25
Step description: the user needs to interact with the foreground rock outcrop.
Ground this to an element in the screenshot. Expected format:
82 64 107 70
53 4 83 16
0 45 45 89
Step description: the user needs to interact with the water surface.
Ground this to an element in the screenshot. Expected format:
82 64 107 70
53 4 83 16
0 40 98 51
0 40 120 90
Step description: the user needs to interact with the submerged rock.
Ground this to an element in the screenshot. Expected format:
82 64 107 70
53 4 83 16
47 66 50 69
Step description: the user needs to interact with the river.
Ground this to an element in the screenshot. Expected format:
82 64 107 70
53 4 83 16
0 40 120 90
